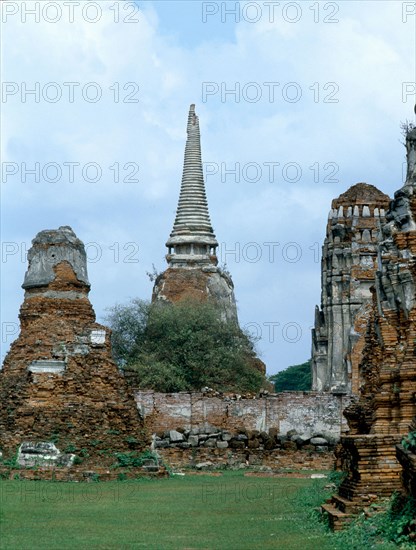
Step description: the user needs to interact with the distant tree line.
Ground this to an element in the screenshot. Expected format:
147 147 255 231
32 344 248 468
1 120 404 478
269 360 312 392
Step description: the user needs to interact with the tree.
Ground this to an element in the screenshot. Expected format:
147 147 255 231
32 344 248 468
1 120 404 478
269 360 312 392
105 298 264 393
105 298 150 366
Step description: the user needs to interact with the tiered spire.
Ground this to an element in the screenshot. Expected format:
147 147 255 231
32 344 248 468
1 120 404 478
166 104 218 267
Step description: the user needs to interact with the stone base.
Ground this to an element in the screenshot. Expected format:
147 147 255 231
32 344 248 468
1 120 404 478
324 433 403 529
154 447 335 472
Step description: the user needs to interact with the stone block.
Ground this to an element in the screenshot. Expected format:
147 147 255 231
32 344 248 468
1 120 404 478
248 430 260 440
268 427 279 439
90 330 106 345
28 360 66 375
196 461 213 470
293 435 309 448
217 441 228 449
264 438 275 450
310 437 328 446
169 430 185 442
203 426 217 435
283 441 297 451
17 442 75 468
229 439 245 449
155 439 170 448
142 464 159 472
188 435 199 447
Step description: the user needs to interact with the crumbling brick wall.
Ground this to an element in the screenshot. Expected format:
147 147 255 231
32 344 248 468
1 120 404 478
135 390 350 441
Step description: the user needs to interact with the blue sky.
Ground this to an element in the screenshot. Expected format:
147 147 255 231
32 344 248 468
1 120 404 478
1 0 415 374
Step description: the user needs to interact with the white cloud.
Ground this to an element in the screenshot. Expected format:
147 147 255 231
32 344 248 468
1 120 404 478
1 1 414 372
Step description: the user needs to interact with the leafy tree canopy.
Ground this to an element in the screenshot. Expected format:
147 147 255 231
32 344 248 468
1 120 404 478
105 298 265 393
269 360 312 392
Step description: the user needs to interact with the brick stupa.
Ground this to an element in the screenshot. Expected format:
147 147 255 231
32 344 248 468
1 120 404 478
152 104 238 323
0 226 147 459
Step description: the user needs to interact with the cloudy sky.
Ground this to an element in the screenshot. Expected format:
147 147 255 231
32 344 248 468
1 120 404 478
1 0 415 374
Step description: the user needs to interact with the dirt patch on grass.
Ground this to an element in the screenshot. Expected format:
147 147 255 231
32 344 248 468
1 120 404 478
180 471 223 476
244 471 312 478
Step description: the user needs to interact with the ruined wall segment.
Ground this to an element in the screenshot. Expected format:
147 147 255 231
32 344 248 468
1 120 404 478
0 226 147 458
152 104 238 324
136 390 350 442
312 183 390 394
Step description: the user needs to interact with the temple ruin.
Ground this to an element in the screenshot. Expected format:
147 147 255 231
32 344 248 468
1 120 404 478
152 104 238 323
0 226 147 460
323 124 416 529
312 183 391 394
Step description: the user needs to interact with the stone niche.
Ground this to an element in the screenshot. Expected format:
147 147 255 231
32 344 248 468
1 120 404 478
0 226 147 461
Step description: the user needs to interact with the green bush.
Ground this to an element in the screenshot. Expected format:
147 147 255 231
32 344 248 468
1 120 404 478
106 298 264 393
113 450 158 468
402 432 416 453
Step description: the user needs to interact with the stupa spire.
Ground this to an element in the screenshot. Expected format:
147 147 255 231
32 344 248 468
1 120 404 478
166 104 218 267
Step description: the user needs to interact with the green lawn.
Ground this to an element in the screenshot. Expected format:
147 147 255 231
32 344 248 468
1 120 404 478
0 472 336 550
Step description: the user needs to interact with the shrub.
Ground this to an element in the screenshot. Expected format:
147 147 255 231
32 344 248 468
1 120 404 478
113 450 158 468
402 432 416 453
334 492 416 548
106 298 264 392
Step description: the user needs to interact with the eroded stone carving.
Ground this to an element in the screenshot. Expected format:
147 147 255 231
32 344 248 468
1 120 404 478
324 123 416 529
312 183 391 394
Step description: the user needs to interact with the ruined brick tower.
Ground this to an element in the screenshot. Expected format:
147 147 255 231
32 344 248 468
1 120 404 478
152 104 238 323
0 226 146 458
312 183 390 394
323 123 416 529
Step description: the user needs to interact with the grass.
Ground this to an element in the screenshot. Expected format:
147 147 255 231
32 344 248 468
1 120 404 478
0 471 337 550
